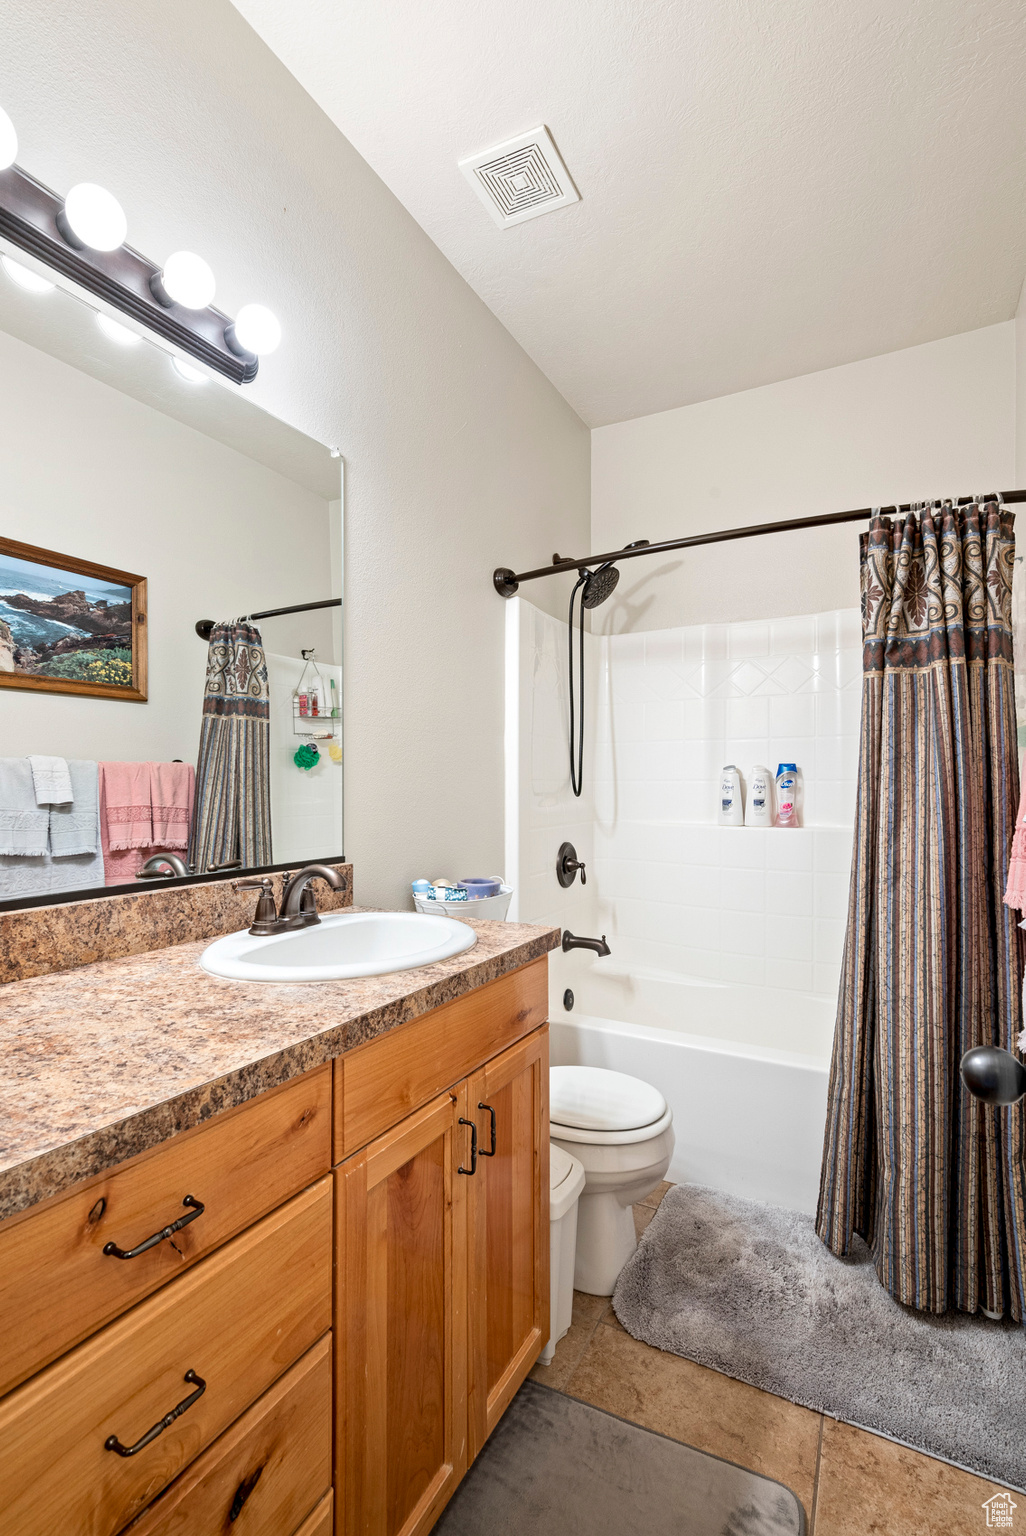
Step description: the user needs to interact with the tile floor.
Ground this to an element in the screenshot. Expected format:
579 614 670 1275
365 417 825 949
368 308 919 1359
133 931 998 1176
530 1183 1007 1535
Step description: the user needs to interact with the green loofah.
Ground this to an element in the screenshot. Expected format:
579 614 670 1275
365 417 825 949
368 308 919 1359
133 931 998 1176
294 742 320 770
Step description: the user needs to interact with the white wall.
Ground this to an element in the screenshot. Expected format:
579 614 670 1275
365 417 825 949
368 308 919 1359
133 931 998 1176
0 0 590 910
0 328 334 767
592 323 1016 632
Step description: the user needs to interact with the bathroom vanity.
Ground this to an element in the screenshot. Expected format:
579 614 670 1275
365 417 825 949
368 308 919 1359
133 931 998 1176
0 913 558 1536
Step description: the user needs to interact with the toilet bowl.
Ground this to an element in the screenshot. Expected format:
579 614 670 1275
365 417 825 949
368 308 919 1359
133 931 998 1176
550 1065 674 1297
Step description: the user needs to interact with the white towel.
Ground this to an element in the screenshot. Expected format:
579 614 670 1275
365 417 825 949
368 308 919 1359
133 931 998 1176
28 755 73 806
0 758 103 898
0 759 48 857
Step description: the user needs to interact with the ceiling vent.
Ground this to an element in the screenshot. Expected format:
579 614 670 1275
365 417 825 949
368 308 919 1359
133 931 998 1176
459 126 580 228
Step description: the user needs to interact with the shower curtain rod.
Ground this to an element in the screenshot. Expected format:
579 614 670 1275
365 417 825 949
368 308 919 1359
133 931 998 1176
492 489 1026 597
194 597 341 641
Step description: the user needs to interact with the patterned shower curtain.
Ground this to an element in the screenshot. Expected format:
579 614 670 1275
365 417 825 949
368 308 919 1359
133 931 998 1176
817 504 1026 1318
189 621 272 872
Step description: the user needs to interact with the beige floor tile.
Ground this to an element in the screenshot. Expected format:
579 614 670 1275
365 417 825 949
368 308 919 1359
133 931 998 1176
812 1419 1011 1536
563 1319 820 1521
529 1289 606 1392
633 1203 656 1239
639 1180 674 1210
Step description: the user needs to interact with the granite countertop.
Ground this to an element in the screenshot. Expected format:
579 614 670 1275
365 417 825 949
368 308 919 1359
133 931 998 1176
0 914 560 1222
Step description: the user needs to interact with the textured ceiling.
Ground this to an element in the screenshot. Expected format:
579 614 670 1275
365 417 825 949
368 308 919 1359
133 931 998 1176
231 0 1026 427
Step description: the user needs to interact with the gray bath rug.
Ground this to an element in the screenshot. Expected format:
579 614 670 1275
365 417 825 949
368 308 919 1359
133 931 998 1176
433 1379 804 1535
614 1183 1026 1492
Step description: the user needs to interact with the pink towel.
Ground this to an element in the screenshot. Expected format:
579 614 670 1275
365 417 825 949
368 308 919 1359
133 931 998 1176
99 762 153 851
1004 757 1026 910
99 762 196 887
150 763 195 849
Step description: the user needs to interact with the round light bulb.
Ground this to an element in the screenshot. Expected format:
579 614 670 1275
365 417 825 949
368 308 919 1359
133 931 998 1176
1 255 54 294
160 250 216 309
0 106 17 171
96 313 140 347
172 355 207 384
232 303 281 356
61 183 127 252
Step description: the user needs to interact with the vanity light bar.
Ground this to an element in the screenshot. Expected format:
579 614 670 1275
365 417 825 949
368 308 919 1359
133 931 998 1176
0 164 261 385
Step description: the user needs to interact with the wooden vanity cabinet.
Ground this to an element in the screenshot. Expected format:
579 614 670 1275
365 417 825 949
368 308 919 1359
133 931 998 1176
337 1088 470 1536
0 954 551 1536
0 1065 332 1398
466 1028 549 1461
335 964 550 1536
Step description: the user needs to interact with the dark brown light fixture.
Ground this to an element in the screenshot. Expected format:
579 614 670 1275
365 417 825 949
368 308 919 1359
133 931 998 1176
0 164 258 383
0 104 281 386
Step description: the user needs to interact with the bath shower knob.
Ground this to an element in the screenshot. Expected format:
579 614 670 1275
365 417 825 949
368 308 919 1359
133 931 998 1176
960 1046 1026 1105
557 842 587 888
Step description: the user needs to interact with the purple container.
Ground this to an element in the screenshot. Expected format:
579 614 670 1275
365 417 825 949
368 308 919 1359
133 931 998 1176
459 877 503 899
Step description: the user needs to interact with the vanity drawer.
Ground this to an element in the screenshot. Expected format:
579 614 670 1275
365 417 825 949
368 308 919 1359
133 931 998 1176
335 958 548 1158
0 1064 330 1396
296 1491 334 1536
0 1176 332 1536
121 1334 332 1536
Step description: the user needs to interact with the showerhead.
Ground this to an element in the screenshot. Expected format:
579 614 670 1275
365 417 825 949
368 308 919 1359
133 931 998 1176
581 563 620 608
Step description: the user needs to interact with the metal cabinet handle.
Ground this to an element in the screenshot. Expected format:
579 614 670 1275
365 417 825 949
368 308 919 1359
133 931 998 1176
458 1117 478 1175
104 1370 206 1456
102 1196 204 1260
477 1102 497 1157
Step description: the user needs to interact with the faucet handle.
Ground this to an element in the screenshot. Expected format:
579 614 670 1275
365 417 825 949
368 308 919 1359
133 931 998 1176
234 877 280 935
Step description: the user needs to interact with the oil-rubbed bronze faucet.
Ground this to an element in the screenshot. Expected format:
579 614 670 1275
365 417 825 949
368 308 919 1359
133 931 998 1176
561 931 611 957
279 864 344 928
236 864 344 937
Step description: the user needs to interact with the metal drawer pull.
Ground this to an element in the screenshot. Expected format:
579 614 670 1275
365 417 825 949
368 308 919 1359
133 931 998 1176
102 1195 204 1260
478 1102 497 1157
458 1117 478 1175
104 1370 206 1456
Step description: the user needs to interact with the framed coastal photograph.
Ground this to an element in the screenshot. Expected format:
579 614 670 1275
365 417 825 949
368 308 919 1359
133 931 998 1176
0 535 147 702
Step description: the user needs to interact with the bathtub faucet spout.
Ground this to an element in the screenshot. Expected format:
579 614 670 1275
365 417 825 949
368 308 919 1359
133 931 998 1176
562 931 611 957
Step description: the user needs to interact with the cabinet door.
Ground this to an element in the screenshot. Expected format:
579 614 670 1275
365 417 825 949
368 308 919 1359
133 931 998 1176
336 1088 469 1536
466 1026 549 1460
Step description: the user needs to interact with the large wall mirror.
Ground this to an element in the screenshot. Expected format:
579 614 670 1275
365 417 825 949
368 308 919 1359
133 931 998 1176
0 258 342 910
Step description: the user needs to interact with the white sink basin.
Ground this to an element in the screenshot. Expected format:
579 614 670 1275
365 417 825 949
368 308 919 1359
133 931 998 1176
200 909 477 983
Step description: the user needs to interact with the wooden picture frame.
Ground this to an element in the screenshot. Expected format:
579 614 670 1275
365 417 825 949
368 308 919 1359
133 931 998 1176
0 535 147 702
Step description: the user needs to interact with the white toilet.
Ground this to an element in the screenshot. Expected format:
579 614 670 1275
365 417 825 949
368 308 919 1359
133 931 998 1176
550 1065 674 1296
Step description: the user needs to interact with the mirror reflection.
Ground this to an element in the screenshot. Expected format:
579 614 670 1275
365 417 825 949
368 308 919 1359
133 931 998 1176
0 269 343 907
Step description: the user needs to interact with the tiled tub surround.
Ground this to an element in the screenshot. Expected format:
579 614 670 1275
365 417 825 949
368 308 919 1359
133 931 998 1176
0 863 353 985
0 915 559 1221
510 601 862 1212
591 608 861 995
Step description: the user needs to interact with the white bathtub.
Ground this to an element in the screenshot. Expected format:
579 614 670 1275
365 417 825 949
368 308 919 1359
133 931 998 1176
548 959 834 1214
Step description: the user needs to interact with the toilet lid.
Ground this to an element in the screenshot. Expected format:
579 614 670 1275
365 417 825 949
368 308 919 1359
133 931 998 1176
550 1065 667 1133
550 1142 577 1194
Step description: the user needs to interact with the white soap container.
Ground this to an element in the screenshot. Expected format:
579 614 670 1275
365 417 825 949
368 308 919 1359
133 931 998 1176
718 764 744 825
745 765 774 826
